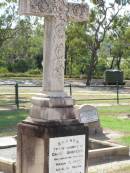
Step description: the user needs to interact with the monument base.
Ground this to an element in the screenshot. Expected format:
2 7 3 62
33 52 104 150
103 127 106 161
16 119 89 173
30 94 76 121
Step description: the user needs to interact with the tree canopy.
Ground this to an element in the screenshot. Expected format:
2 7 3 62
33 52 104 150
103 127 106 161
0 0 130 83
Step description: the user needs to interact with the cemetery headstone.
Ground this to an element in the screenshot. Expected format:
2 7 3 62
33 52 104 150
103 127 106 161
17 1 89 173
76 105 102 136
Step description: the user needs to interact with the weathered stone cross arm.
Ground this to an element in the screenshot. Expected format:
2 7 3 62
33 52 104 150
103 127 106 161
67 2 89 22
19 0 89 22
19 0 89 95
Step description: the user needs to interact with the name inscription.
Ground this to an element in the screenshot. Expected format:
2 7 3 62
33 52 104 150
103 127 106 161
80 109 98 123
49 135 86 173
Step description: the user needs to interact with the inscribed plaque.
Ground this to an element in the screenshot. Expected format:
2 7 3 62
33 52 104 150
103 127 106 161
78 105 99 123
49 135 86 173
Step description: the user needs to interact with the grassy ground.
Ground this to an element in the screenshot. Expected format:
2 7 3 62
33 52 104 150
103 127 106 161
0 84 130 144
1 85 130 107
98 105 130 132
0 105 130 145
0 109 28 136
98 105 130 146
117 136 130 146
0 105 130 173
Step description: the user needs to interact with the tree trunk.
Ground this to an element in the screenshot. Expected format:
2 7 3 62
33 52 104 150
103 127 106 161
110 57 115 69
117 56 122 70
86 50 98 86
86 65 93 86
64 45 68 75
69 56 73 78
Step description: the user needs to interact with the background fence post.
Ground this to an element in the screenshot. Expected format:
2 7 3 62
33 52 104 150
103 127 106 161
70 84 72 96
116 81 119 104
15 83 19 109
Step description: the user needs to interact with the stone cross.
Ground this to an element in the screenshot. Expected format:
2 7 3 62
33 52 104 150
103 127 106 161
19 0 89 96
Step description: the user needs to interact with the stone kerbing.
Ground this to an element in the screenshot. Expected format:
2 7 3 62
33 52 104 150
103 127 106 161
89 138 129 165
0 157 16 173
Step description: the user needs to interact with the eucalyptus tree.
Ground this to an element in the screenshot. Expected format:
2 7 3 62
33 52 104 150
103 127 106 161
109 15 129 70
0 0 18 48
85 0 126 85
91 0 130 5
0 0 43 72
66 22 90 77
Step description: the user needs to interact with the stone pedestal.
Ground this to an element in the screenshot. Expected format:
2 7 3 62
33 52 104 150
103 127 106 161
17 119 88 173
18 1 89 173
30 94 76 121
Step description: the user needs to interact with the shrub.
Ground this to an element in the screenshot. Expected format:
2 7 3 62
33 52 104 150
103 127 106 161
26 68 42 75
0 67 8 74
7 59 29 73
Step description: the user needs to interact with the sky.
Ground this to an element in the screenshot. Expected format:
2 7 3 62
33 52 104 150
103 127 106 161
1 0 130 18
68 0 130 11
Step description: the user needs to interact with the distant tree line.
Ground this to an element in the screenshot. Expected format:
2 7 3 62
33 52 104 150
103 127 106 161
1 0 130 85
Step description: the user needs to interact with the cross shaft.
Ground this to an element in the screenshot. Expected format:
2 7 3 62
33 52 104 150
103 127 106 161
19 0 89 95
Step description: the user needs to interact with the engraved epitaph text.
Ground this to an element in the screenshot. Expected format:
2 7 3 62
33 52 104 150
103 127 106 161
80 110 99 123
49 135 86 173
79 105 99 124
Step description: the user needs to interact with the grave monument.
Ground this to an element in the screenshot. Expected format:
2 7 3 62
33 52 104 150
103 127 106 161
17 0 89 173
76 105 102 136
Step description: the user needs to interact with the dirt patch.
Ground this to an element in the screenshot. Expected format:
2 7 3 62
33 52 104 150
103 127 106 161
88 159 130 173
103 129 125 141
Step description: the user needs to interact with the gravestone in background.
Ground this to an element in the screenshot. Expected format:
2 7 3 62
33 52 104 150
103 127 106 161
76 105 102 136
17 1 89 173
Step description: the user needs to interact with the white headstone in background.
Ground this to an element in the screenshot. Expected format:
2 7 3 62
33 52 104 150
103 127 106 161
78 105 99 123
49 135 86 173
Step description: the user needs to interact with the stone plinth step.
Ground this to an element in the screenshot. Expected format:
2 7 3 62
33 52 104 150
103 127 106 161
0 137 16 149
0 147 16 173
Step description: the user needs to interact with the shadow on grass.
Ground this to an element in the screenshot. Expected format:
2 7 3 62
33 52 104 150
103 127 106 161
0 109 28 136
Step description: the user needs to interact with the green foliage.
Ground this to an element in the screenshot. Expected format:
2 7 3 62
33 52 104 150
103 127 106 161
0 0 18 48
91 0 130 6
94 58 106 78
66 22 90 77
0 72 41 78
7 59 29 73
0 67 8 73
26 68 42 75
1 0 130 80
115 0 130 5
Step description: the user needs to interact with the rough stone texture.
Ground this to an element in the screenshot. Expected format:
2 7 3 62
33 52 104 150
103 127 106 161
30 95 76 121
0 158 15 173
19 0 89 93
19 0 89 121
16 120 88 173
17 1 89 173
86 122 102 136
